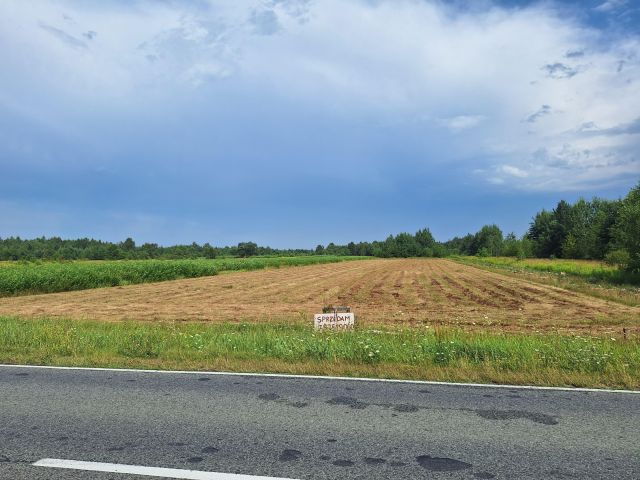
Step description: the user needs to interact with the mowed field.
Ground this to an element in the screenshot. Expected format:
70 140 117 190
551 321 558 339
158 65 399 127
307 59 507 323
1 258 638 335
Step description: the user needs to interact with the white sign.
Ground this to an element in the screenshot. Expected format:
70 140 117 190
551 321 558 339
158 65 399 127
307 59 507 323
313 312 355 330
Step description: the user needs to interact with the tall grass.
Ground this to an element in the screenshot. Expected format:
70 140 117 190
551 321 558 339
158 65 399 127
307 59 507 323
0 256 364 297
456 256 640 285
1 317 638 388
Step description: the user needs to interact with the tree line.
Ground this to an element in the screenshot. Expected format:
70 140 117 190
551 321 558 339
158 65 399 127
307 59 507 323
0 238 309 261
321 182 639 271
1 183 638 271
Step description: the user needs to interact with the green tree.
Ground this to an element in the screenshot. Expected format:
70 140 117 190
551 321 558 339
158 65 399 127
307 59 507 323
236 242 258 258
415 228 436 249
381 235 397 258
202 243 217 259
613 183 640 271
565 199 595 258
590 198 620 259
561 233 578 258
121 237 136 251
472 225 503 256
550 200 572 257
394 233 420 257
528 210 556 257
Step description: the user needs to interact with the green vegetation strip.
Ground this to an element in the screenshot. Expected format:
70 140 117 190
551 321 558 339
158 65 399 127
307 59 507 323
1 317 638 389
0 256 365 297
454 256 640 285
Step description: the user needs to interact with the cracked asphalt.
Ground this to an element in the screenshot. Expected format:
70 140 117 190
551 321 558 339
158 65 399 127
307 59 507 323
1 366 638 479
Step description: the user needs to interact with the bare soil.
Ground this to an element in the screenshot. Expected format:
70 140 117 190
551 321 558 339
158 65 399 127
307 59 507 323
1 259 638 335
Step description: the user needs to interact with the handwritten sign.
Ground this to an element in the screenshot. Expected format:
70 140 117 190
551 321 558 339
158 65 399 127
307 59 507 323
313 312 355 330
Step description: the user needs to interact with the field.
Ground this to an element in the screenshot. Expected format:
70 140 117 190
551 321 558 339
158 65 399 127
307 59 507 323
456 256 640 306
455 256 635 281
2 258 639 388
0 256 362 297
1 259 638 336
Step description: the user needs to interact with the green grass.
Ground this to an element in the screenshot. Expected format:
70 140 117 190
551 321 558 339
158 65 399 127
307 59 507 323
455 256 640 284
0 256 365 297
453 256 640 307
1 317 638 389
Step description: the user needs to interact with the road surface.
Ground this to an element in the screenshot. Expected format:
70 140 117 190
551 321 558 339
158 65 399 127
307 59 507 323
1 365 638 479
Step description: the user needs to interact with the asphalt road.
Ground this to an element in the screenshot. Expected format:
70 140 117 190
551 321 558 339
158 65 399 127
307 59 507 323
1 366 638 479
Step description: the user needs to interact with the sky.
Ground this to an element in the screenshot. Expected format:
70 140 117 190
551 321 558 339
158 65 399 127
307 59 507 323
1 0 639 248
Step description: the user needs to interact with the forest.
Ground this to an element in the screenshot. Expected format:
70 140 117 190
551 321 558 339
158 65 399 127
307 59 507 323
1 182 638 272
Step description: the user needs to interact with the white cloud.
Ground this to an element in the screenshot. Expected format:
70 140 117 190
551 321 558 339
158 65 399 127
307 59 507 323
182 62 233 86
437 115 486 131
525 105 552 123
594 0 628 13
0 0 638 192
501 165 529 178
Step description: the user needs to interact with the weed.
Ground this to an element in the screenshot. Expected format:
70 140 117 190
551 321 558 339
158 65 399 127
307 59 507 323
1 317 638 389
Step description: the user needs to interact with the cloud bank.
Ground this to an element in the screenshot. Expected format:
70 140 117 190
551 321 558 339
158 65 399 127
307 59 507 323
0 0 638 244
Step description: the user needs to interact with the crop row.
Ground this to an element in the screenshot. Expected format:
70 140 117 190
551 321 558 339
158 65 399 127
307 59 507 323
0 256 363 297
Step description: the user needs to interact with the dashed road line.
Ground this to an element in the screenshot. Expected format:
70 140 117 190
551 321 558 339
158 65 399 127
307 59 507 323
32 458 298 480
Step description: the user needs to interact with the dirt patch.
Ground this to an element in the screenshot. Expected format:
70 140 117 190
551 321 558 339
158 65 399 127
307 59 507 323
0 259 637 334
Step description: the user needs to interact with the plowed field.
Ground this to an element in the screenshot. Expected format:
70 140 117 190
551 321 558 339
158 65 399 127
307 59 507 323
1 259 638 334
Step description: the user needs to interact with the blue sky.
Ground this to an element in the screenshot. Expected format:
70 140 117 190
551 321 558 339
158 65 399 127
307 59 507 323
1 0 639 247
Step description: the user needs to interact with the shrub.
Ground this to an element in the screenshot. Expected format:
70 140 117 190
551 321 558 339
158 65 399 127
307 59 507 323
604 249 631 269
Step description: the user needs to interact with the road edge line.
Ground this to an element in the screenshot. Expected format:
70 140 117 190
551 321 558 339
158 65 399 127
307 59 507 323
2 363 639 393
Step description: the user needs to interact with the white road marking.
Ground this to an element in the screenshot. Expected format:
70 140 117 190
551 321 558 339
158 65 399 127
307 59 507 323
3 363 638 394
32 458 298 480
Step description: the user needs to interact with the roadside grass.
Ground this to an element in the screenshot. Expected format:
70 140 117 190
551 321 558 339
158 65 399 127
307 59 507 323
456 256 639 283
1 317 638 389
453 256 640 306
0 256 365 297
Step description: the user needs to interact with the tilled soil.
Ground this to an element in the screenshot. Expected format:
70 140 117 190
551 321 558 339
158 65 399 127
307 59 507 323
0 259 638 334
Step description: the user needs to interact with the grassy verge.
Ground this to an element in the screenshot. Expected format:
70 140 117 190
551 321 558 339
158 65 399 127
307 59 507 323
1 317 638 389
455 256 639 283
0 256 365 297
453 256 640 306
